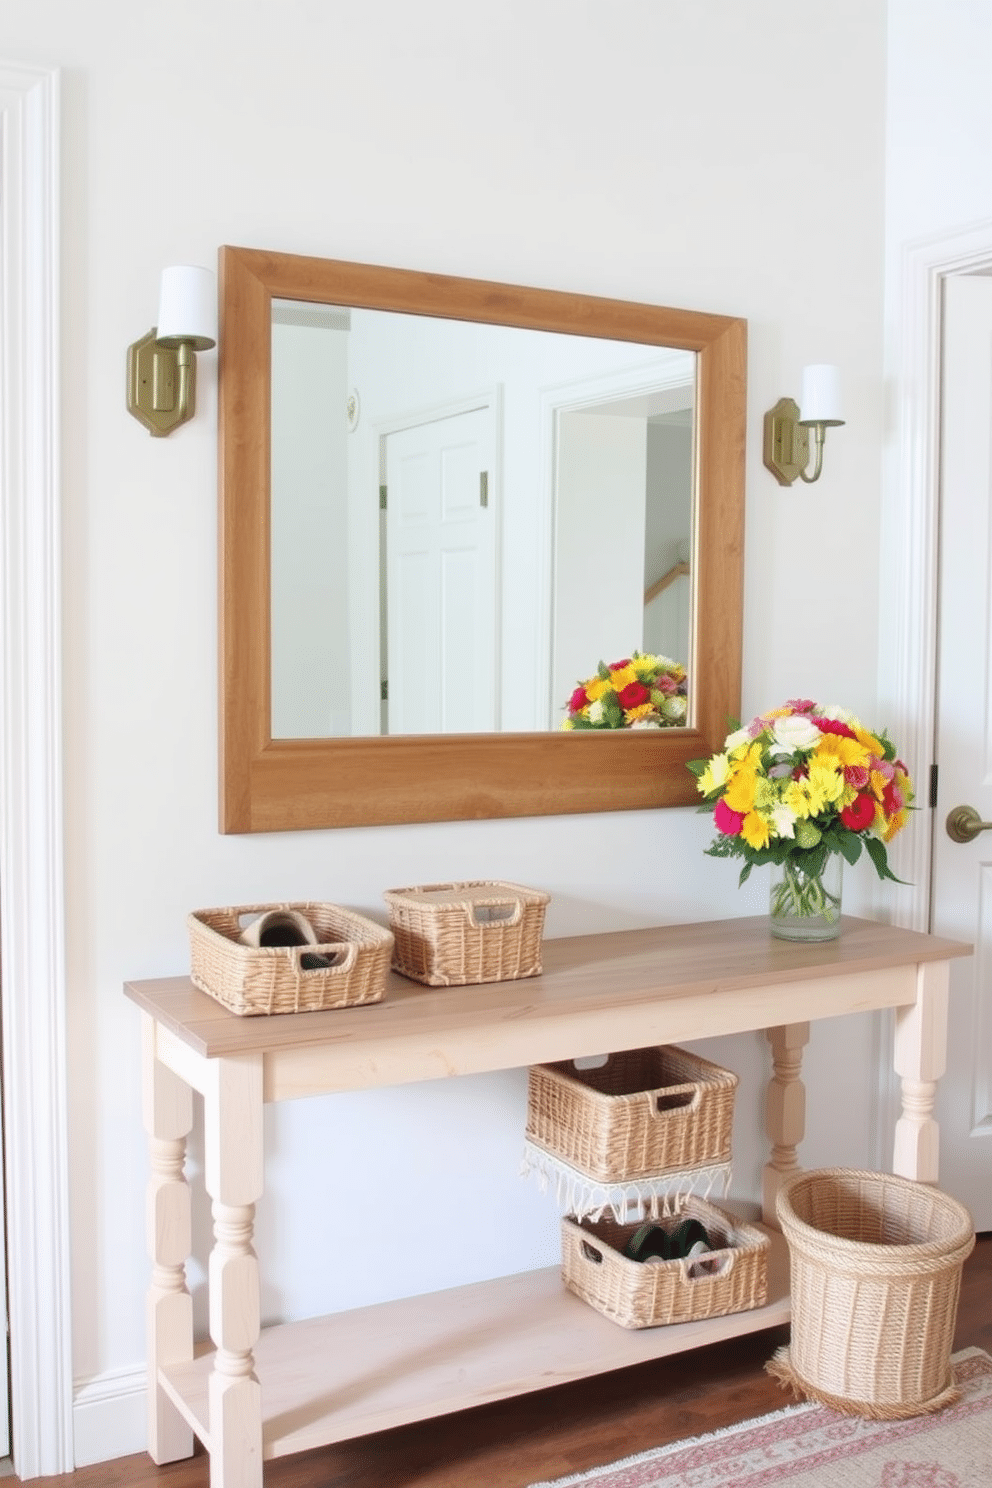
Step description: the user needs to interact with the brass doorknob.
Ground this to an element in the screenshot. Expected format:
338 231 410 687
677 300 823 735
946 804 992 843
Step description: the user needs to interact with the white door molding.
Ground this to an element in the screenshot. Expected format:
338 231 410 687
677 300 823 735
875 218 992 1176
880 217 992 929
0 61 73 1477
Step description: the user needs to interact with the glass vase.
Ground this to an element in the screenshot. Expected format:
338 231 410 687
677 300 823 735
769 852 843 942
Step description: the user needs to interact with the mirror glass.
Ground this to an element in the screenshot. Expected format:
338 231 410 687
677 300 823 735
269 301 695 739
218 246 745 832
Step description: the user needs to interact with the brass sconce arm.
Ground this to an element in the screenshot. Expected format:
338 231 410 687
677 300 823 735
127 330 203 437
126 265 216 437
763 365 844 487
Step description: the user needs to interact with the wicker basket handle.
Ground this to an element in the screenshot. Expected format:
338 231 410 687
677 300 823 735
683 1248 734 1281
296 942 357 975
647 1082 700 1117
466 898 524 929
579 1240 605 1266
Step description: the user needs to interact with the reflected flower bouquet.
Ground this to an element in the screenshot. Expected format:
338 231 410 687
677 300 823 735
687 699 914 891
562 652 688 730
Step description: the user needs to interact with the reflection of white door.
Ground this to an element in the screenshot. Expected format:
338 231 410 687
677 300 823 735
930 273 992 1227
384 406 497 733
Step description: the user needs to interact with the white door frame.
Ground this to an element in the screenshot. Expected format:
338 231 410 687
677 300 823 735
881 217 992 927
0 61 74 1477
876 219 992 1171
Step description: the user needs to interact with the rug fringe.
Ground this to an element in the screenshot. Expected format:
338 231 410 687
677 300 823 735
765 1344 962 1419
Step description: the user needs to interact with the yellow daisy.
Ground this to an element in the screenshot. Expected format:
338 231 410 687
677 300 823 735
741 811 771 850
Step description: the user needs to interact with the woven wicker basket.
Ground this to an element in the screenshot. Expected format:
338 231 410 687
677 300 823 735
771 1168 976 1418
383 881 550 986
562 1196 769 1329
188 902 394 1016
526 1046 737 1183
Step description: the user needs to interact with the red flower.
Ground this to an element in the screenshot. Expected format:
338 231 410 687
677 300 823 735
714 797 744 836
816 718 858 740
618 681 650 709
569 686 589 713
845 764 869 789
841 793 876 831
882 781 903 814
609 658 631 671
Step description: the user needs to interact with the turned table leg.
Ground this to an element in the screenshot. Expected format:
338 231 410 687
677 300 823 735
893 960 949 1183
142 1013 194 1464
203 1053 265 1488
762 1022 810 1227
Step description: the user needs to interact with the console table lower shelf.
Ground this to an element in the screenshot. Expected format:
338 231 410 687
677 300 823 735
160 1233 789 1462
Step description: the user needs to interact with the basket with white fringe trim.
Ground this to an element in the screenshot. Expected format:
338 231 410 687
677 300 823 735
188 902 394 1016
561 1195 769 1330
519 1138 732 1224
768 1167 975 1418
526 1045 737 1183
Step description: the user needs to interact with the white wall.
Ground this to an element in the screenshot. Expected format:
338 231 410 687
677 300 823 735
4 0 893 1465
271 318 352 737
881 2 992 694
554 412 647 704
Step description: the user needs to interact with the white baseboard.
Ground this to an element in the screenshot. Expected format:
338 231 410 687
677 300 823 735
72 1369 147 1468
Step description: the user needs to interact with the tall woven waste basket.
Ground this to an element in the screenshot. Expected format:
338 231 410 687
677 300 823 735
770 1167 975 1418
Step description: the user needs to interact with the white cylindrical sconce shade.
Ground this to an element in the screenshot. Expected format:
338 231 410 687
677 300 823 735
799 364 843 426
156 265 217 350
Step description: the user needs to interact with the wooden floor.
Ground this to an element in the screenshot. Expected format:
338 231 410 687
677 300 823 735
22 1232 992 1488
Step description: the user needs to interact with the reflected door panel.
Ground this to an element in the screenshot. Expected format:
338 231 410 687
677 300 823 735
385 406 497 733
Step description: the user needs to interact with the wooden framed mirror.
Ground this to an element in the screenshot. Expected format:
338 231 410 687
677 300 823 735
218 245 745 832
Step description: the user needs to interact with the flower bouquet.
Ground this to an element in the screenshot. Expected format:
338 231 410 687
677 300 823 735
562 653 688 730
687 700 914 940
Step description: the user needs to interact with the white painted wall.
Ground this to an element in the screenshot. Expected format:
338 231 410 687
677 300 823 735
554 412 647 707
644 420 693 665
880 0 992 698
4 0 895 1465
271 318 352 737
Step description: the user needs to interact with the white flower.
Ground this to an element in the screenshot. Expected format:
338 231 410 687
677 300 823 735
770 802 798 838
819 703 855 724
724 725 751 751
769 714 823 756
588 699 605 724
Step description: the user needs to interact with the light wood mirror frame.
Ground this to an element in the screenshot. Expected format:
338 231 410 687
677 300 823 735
218 245 746 833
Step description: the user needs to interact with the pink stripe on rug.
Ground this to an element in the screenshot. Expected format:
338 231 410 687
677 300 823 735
528 1348 992 1487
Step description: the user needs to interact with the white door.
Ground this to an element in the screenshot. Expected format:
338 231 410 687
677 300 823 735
384 406 497 733
930 272 992 1227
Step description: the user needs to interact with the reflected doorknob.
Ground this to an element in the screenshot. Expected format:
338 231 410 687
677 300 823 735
946 804 992 843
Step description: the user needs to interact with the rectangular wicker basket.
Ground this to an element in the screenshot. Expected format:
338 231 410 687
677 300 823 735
561 1196 769 1330
382 880 550 986
526 1045 737 1182
188 902 394 1016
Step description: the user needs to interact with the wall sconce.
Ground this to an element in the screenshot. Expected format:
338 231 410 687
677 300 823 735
126 266 216 436
763 364 845 486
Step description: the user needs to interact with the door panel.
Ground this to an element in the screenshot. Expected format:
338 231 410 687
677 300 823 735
931 272 992 1225
385 406 497 734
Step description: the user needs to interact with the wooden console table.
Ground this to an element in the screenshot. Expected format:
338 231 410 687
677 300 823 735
126 914 970 1486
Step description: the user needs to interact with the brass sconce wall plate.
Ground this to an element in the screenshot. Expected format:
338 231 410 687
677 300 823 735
127 328 197 437
763 396 810 486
